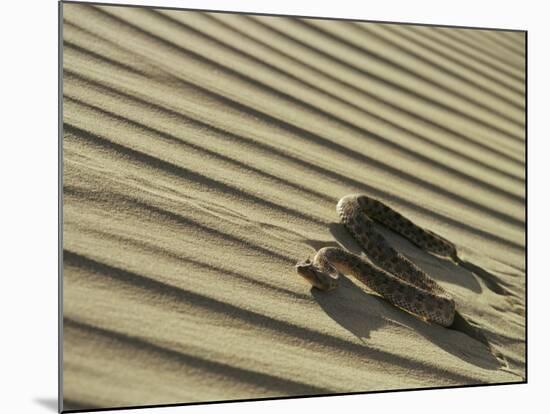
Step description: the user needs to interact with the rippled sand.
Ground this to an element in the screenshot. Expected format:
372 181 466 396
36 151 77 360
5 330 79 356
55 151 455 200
61 3 525 411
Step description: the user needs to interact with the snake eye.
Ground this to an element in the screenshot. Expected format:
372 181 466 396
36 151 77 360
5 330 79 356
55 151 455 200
295 258 311 268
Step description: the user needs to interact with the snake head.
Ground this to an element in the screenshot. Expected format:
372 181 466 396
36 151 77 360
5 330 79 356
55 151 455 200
295 259 339 291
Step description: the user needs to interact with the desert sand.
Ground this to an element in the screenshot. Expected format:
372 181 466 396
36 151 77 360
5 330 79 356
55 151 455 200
61 3 525 411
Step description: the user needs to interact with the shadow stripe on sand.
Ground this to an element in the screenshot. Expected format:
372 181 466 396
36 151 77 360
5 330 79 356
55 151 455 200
64 185 297 265
65 318 331 395
63 123 328 230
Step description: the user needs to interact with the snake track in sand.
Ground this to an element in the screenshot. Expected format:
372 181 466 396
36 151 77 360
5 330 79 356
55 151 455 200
296 194 458 327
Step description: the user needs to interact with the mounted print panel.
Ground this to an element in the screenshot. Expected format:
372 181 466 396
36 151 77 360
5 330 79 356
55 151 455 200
60 1 526 412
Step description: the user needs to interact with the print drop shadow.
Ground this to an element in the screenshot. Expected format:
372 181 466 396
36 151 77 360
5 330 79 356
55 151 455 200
33 398 58 412
307 223 503 370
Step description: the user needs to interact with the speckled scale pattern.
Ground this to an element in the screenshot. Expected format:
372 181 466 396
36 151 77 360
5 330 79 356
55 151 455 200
316 194 457 327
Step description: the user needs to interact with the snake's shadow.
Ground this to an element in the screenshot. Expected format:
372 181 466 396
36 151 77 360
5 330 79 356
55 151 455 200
331 222 484 293
306 223 504 370
311 277 385 341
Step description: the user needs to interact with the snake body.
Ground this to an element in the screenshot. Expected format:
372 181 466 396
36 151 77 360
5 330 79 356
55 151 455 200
296 194 457 327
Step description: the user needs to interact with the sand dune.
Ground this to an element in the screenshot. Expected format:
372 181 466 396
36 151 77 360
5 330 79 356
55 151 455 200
61 3 525 411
